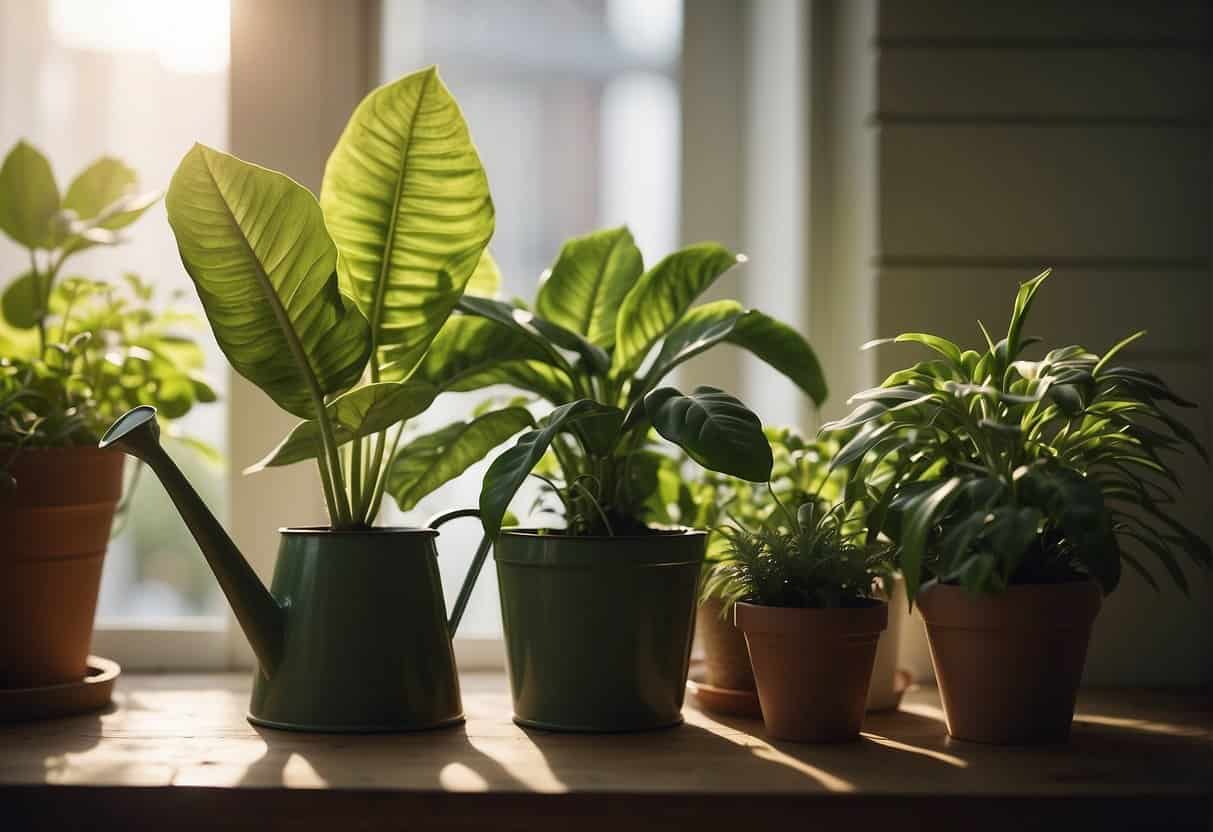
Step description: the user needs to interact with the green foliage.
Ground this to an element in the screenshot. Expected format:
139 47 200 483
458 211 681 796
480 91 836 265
823 269 1210 600
164 66 495 528
393 225 826 538
0 142 212 489
653 427 847 557
704 500 892 611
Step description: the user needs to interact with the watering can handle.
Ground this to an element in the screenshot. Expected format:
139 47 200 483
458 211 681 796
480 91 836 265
427 508 493 637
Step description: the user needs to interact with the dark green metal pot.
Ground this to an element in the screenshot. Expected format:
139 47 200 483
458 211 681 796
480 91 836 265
495 528 706 732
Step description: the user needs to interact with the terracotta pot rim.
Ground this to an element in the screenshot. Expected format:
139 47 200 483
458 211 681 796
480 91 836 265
918 578 1102 631
735 599 888 635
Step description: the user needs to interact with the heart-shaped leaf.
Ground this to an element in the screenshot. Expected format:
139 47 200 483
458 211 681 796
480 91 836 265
387 406 534 512
321 65 495 380
166 143 370 419
535 226 642 349
643 385 772 482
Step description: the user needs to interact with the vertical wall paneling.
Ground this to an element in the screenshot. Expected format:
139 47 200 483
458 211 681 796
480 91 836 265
875 0 1212 686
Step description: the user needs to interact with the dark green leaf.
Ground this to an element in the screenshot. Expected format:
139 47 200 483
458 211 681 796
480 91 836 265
644 385 773 482
480 399 617 537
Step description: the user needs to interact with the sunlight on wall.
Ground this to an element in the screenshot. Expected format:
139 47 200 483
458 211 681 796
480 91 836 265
48 0 230 74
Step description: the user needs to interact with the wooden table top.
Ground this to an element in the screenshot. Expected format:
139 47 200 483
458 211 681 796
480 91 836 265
2 672 1210 830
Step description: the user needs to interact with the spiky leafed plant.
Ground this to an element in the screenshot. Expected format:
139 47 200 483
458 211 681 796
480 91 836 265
822 269 1210 601
704 500 892 612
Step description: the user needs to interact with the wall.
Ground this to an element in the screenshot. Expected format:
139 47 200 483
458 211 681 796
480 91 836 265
868 0 1212 685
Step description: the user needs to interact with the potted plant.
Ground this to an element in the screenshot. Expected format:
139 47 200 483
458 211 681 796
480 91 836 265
117 66 506 732
823 269 1210 744
672 428 907 712
386 226 826 731
0 141 212 690
710 499 891 742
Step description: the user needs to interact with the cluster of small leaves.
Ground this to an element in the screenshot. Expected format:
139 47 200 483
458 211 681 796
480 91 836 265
642 426 848 558
822 269 1211 600
0 142 215 487
0 276 216 480
704 500 893 612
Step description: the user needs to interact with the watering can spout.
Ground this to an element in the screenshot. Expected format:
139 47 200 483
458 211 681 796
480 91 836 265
100 406 284 674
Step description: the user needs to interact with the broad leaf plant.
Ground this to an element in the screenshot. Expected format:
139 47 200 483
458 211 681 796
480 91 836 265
166 67 498 529
822 270 1210 601
387 226 828 538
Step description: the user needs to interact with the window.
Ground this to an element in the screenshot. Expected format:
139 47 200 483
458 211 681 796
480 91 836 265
0 0 231 664
379 0 684 640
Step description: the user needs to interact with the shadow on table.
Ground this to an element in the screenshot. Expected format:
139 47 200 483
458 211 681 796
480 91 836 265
514 707 964 794
238 720 529 792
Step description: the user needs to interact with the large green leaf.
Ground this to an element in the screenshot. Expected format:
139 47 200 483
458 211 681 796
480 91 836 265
730 310 828 405
612 243 742 374
1 271 40 329
246 380 438 471
638 300 827 405
535 226 642 349
640 300 747 390
442 359 576 404
414 315 551 389
387 406 534 511
321 65 495 379
466 250 501 297
0 141 59 248
643 386 773 482
898 476 963 601
166 143 371 419
480 399 616 537
457 295 608 375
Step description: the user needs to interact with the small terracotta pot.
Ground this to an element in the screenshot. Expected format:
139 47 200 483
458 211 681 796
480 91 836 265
0 447 124 688
696 598 755 691
736 600 888 743
917 580 1102 745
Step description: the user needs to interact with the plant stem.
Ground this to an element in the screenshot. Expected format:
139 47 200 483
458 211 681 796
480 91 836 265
28 249 46 354
315 450 342 524
350 434 364 518
365 423 404 524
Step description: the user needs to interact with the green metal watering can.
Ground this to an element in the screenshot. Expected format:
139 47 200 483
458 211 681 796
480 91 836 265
100 406 492 733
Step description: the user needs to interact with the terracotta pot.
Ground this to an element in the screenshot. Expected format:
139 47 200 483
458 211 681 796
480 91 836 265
736 600 887 743
0 447 124 688
696 598 754 691
917 580 1102 745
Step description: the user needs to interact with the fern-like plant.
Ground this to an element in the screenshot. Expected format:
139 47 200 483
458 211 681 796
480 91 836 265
705 500 892 612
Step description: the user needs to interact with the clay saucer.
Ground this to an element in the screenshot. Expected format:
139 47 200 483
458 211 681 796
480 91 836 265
686 660 762 719
0 655 120 722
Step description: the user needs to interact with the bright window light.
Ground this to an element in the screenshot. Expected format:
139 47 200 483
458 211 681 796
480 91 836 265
48 0 230 74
